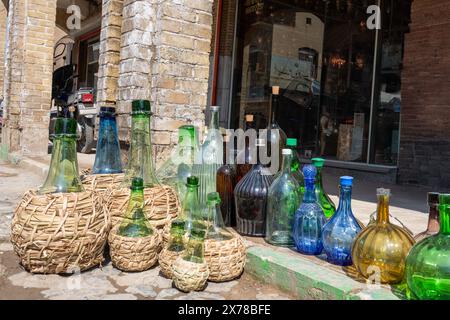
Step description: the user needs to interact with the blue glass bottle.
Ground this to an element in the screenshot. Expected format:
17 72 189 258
293 165 327 255
92 107 123 174
322 176 362 266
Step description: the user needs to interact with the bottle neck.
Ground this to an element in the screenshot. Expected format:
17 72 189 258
184 185 199 210
127 188 145 216
427 203 440 234
271 95 279 124
315 167 323 188
337 185 352 214
439 205 450 235
303 178 317 202
281 154 292 173
209 110 219 130
376 194 390 224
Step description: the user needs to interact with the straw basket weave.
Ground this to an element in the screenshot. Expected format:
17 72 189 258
109 185 180 232
108 226 161 272
80 170 125 193
10 190 109 274
158 247 185 279
204 235 246 282
172 257 210 292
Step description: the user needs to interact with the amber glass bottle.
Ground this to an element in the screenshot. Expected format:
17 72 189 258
414 192 440 242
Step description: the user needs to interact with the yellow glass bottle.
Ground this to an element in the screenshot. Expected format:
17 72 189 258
352 188 415 284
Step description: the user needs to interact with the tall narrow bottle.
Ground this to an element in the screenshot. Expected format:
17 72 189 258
352 188 415 284
156 125 199 200
39 117 84 194
406 194 450 300
266 149 300 246
92 107 123 174
236 114 256 183
205 192 233 241
179 176 202 234
414 192 440 242
217 134 237 227
293 165 327 255
266 86 287 172
322 176 362 266
193 106 223 207
311 158 336 219
118 177 154 237
286 138 305 194
234 139 274 236
125 100 159 188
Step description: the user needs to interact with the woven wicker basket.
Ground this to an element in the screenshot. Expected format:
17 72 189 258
81 171 125 193
172 257 210 292
108 226 161 272
10 190 109 274
109 185 180 232
204 235 246 282
158 247 185 279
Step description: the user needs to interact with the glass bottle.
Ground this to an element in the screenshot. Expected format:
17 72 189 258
352 188 415 284
118 177 154 237
414 192 440 242
166 219 186 253
179 176 202 234
236 114 256 183
406 193 450 300
293 165 327 255
39 117 84 194
92 107 123 174
266 149 300 247
266 86 287 172
205 192 233 241
234 139 274 237
156 125 199 200
192 106 223 207
286 138 305 194
124 100 159 188
322 176 362 266
183 224 207 264
216 136 237 227
311 158 336 219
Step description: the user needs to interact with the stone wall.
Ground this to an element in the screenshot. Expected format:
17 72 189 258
1 0 57 156
399 0 450 189
0 1 7 99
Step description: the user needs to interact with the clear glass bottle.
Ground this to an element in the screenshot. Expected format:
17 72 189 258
352 188 415 284
183 224 207 264
205 192 233 241
293 165 327 255
179 176 202 234
266 86 287 171
39 117 84 194
311 158 336 219
118 177 154 237
124 100 159 188
156 125 199 200
92 107 123 174
192 106 223 207
406 193 450 300
265 149 300 247
286 138 305 194
234 139 274 237
322 176 362 266
414 192 440 242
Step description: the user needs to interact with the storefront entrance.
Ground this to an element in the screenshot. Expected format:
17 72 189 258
219 0 411 166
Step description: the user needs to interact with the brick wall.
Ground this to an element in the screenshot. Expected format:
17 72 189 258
399 0 450 189
0 2 7 98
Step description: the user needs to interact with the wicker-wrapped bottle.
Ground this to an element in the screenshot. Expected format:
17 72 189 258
159 220 186 279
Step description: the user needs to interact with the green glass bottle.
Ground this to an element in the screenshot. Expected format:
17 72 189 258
311 158 336 219
406 193 450 300
205 192 233 241
118 177 154 237
179 176 202 234
286 138 305 194
167 220 186 252
125 100 160 188
183 223 207 264
39 118 84 194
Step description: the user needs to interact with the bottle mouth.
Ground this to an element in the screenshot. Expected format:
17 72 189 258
99 106 117 117
377 188 391 197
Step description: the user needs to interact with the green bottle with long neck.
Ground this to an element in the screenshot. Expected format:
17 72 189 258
311 158 336 219
183 224 207 264
118 177 154 237
167 220 186 252
179 176 202 234
39 118 84 194
286 138 305 195
125 100 159 188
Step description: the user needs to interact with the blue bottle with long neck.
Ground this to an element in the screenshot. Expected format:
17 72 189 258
293 165 326 255
322 176 362 266
92 107 123 174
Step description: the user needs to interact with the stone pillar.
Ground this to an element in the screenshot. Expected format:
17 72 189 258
0 1 7 98
2 0 57 156
399 0 450 189
97 0 123 107
116 0 214 164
